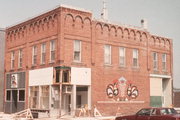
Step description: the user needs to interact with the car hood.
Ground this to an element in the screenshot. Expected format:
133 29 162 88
172 114 180 118
116 114 136 119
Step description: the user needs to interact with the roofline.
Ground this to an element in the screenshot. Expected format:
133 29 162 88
60 4 92 13
6 6 60 29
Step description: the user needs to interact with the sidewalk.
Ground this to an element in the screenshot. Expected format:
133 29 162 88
36 116 115 120
0 112 115 120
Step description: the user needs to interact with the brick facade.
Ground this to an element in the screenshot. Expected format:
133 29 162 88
4 5 173 115
174 89 180 107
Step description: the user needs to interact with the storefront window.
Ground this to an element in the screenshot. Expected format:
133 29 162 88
29 86 39 108
6 90 11 101
40 86 49 109
19 90 25 102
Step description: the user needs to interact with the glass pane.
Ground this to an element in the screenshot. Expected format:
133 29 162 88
19 90 25 101
74 40 80 51
6 90 11 101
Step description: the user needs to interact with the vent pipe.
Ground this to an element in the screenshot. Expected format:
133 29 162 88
101 0 108 21
141 19 148 30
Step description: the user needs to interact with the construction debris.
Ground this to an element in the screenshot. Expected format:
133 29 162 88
13 109 33 120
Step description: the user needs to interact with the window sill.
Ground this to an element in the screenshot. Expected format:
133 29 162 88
153 70 159 74
73 60 81 63
162 71 168 75
132 66 140 69
31 65 37 69
40 63 46 66
49 61 55 64
132 66 140 71
104 64 112 67
119 66 127 70
10 69 15 72
17 68 23 71
71 62 86 66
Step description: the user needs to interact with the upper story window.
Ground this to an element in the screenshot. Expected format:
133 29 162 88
153 52 158 70
133 49 139 67
32 46 37 65
50 40 55 63
119 47 126 67
11 51 15 69
18 49 22 68
41 43 46 64
162 53 167 71
104 45 111 65
73 40 81 62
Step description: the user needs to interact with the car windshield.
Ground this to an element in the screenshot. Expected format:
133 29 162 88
160 108 177 115
137 109 152 116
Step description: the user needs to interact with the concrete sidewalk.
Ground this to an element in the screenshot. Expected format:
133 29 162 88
36 116 115 120
0 112 115 120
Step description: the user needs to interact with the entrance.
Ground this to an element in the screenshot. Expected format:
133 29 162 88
12 90 18 113
62 94 71 115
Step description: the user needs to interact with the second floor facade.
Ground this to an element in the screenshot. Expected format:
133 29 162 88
5 5 173 76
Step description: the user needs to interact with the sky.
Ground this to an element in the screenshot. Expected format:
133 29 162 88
0 0 180 88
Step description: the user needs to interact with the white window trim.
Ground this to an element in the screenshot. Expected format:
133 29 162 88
162 53 167 71
41 43 46 64
104 45 111 65
50 40 55 63
119 47 126 67
11 51 15 69
132 49 139 68
18 49 22 68
32 46 37 65
73 40 81 62
153 52 158 70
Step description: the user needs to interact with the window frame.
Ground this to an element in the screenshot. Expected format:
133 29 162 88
162 53 167 71
50 40 55 63
73 40 81 62
6 90 11 102
41 43 46 64
18 49 23 68
132 49 139 68
32 45 37 65
11 51 15 69
119 47 126 67
104 45 111 65
153 52 158 70
18 89 25 102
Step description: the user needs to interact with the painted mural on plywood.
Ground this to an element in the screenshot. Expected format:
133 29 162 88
106 77 139 101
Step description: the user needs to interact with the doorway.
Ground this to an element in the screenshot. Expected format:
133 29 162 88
62 94 71 115
12 90 18 113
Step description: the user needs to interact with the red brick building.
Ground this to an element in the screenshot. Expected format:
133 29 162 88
174 88 180 107
4 5 173 116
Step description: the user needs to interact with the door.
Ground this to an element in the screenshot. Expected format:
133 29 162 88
12 90 18 113
67 94 71 114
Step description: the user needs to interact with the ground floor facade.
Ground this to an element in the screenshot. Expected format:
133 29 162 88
4 66 172 116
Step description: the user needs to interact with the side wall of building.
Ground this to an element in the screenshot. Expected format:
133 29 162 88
0 28 5 112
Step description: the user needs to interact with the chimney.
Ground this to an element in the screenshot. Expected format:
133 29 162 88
101 0 108 21
141 19 148 30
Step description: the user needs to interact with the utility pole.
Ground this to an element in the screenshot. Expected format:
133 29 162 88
59 70 63 118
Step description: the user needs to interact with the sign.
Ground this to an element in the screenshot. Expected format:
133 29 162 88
11 74 18 88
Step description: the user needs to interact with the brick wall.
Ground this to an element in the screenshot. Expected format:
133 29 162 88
4 6 173 115
174 91 180 107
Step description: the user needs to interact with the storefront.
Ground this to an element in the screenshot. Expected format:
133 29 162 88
5 72 26 113
150 74 172 107
28 67 91 117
